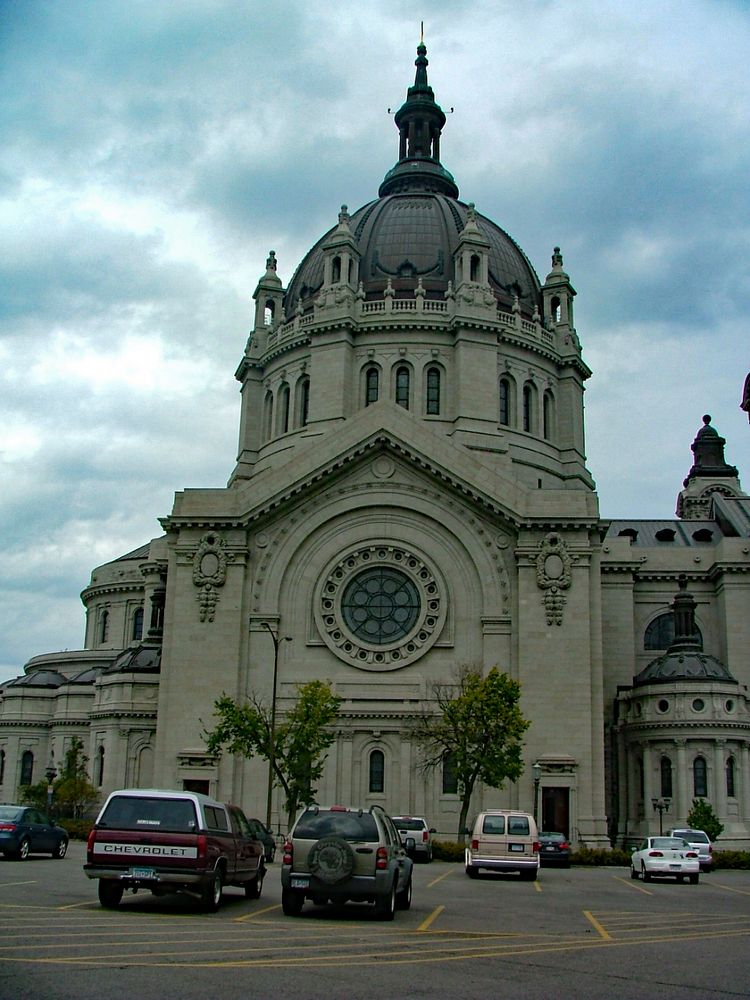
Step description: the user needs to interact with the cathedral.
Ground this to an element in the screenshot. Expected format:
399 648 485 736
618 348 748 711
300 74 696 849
2 42 749 848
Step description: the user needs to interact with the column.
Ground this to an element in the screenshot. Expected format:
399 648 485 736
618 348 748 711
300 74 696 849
675 739 688 825
714 740 727 823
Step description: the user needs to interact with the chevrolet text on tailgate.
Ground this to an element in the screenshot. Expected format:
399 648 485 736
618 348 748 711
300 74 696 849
84 788 265 911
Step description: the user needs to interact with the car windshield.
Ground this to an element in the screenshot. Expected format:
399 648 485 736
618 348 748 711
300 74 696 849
652 838 686 850
293 810 379 841
393 818 425 831
0 806 22 821
680 830 709 843
98 796 198 833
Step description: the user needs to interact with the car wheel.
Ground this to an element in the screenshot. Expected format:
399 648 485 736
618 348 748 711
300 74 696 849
98 880 124 909
16 838 30 861
641 864 652 883
266 846 275 864
519 868 538 881
201 868 223 912
245 864 265 899
630 865 638 880
375 878 396 921
466 864 479 879
690 873 699 885
308 836 355 885
52 838 68 859
677 875 685 883
281 887 304 916
396 874 412 911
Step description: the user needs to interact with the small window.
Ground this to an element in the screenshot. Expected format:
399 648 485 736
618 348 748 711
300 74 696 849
96 746 105 787
655 528 676 542
395 366 410 409
264 300 275 326
522 382 534 432
645 612 702 650
369 749 385 793
0 749 5 785
132 607 144 641
693 756 707 798
660 756 673 798
470 254 480 282
99 609 109 644
618 528 638 541
278 383 290 434
691 698 705 712
298 376 310 428
263 390 274 441
426 366 441 415
692 528 713 542
365 367 379 406
20 750 34 786
204 806 229 832
726 757 736 798
543 390 555 441
508 815 531 835
499 378 511 426
442 752 458 794
657 698 670 713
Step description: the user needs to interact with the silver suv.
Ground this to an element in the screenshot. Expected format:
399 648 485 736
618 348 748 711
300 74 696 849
667 828 713 871
281 804 414 920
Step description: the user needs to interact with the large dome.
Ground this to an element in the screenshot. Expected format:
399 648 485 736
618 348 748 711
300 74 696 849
283 40 541 319
284 195 541 317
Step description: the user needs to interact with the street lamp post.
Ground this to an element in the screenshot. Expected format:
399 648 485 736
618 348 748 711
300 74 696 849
651 796 671 835
532 762 542 825
262 622 292 831
45 756 57 814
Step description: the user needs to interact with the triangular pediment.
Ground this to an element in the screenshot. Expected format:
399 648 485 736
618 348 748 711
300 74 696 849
167 401 598 530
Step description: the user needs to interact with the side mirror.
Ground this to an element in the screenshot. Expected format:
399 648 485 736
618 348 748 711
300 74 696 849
404 836 416 852
429 828 437 834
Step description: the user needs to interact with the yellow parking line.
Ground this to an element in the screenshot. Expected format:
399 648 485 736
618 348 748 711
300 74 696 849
583 910 612 941
534 879 542 892
613 874 652 894
427 866 456 889
418 905 445 932
712 882 750 896
234 903 281 922
57 901 97 911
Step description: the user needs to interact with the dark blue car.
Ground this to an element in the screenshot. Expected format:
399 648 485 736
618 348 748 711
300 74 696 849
0 805 69 860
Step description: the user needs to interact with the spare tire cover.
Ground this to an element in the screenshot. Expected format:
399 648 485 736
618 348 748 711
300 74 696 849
307 837 356 884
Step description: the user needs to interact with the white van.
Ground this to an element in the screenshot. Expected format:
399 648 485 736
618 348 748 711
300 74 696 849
465 809 540 880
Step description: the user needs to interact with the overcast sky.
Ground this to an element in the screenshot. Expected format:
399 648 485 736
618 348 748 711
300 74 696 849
2 0 748 683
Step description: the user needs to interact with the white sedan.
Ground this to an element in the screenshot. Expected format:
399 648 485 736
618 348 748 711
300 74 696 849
630 837 700 883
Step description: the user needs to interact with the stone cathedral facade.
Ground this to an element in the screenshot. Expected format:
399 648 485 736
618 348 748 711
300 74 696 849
2 44 749 847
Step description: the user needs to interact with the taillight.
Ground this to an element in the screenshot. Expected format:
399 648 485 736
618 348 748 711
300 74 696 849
471 838 479 850
283 839 293 866
532 841 540 854
648 850 664 857
686 851 698 858
0 823 16 832
376 846 388 870
86 829 96 852
422 830 428 842
197 834 207 861
560 842 570 851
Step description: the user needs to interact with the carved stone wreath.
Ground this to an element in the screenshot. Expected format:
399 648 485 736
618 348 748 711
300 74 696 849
192 533 229 622
316 545 445 670
535 533 572 626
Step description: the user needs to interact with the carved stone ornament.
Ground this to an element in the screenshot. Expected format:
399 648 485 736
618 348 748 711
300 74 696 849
535 533 572 626
192 533 229 622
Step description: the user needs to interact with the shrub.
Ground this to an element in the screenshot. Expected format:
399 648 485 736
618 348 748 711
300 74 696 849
433 840 466 862
570 847 632 867
712 851 750 870
59 819 94 841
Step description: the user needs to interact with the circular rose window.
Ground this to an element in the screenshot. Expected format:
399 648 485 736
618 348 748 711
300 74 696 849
316 545 445 670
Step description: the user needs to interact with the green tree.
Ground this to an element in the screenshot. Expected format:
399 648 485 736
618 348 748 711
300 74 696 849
686 798 724 842
203 680 342 829
53 738 100 819
21 739 99 819
413 666 531 842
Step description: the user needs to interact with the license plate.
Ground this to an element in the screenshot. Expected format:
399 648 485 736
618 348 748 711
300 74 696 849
509 843 524 852
129 867 156 879
290 877 309 889
543 846 556 852
669 863 680 869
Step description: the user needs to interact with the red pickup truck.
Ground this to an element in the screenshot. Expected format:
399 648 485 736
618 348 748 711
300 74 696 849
84 788 265 911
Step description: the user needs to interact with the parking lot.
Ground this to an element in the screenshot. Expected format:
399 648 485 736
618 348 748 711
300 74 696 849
1 842 750 999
